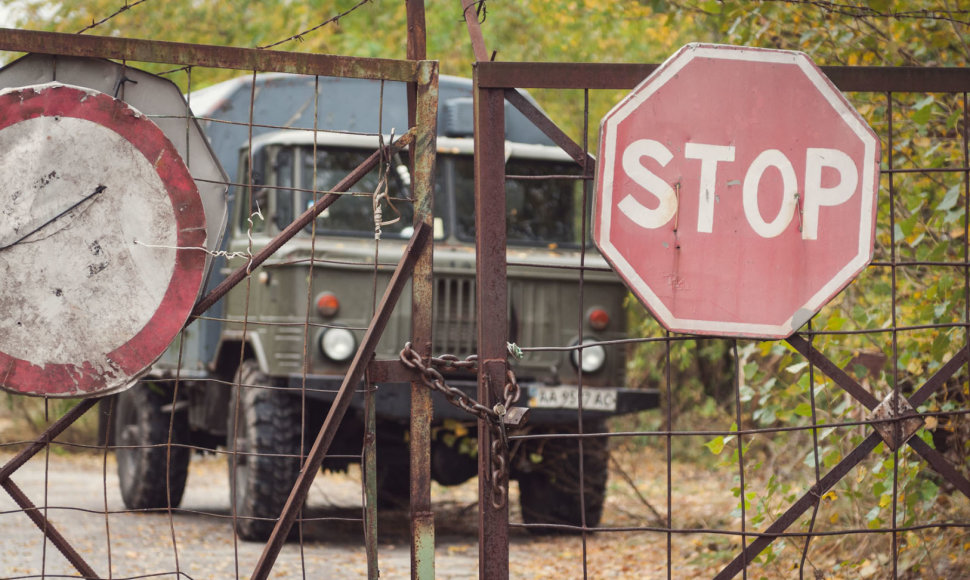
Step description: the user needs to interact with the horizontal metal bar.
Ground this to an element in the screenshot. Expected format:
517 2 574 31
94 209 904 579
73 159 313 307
367 359 419 383
516 520 970 537
822 65 970 93
475 62 657 90
0 28 425 81
476 61 970 93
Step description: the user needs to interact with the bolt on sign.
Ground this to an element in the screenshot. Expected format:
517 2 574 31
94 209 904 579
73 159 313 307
594 44 880 339
0 56 227 397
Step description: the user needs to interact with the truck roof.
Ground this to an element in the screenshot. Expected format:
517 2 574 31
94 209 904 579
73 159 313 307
247 128 575 163
189 73 558 184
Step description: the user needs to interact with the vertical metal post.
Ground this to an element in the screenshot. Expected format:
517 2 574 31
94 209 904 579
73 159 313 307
407 0 437 566
473 67 510 579
363 377 379 580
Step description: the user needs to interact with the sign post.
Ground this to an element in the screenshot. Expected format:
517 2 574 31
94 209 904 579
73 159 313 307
594 44 880 339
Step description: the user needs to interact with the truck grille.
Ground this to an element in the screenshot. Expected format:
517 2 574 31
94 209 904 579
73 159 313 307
433 277 477 357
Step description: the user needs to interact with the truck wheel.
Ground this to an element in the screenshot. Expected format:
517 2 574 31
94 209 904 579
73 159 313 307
376 438 410 509
115 382 190 510
227 361 303 542
517 424 609 533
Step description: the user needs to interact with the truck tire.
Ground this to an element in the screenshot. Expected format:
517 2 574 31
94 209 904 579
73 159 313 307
517 424 609 533
115 382 190 510
227 361 304 542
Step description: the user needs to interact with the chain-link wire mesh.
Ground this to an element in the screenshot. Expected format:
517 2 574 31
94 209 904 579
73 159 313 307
1 5 969 579
473 65 970 579
0 25 442 577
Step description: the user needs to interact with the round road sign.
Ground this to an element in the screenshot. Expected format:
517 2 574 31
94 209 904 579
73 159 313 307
594 43 880 339
0 83 207 397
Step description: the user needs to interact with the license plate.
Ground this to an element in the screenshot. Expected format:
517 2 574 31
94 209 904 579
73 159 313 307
528 386 618 412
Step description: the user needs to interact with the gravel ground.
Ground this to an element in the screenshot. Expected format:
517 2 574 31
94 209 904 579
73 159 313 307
0 450 482 579
0 445 733 579
4 445 964 579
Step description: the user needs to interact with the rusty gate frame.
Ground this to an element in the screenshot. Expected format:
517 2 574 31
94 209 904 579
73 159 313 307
0 24 441 579
466 34 970 580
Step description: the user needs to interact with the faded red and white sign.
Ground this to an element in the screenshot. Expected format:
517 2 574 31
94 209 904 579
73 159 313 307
0 83 206 396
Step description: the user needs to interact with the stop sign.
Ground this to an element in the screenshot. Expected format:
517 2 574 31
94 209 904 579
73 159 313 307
594 44 880 338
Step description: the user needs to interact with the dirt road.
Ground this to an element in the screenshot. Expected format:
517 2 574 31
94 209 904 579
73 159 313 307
0 444 732 579
0 450 483 579
6 444 916 579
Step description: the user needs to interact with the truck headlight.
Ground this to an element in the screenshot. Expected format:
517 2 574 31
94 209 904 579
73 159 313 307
320 328 356 362
570 339 606 373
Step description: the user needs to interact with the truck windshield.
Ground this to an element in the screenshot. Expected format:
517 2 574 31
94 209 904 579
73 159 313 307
299 146 415 238
451 155 587 247
295 146 585 246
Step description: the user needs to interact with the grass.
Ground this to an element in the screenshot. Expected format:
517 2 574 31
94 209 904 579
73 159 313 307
0 393 102 448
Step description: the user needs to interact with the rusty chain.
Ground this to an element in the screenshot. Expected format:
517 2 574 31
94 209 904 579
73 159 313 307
399 342 522 509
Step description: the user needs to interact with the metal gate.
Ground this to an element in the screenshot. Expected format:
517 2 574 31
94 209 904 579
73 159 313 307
0 6 969 580
0 23 441 578
465 16 970 579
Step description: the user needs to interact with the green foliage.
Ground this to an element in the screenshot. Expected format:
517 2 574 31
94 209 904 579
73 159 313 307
0 393 101 447
617 8 969 575
433 418 478 458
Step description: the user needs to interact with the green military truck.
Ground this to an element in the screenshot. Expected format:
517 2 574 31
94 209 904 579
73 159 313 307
108 73 658 540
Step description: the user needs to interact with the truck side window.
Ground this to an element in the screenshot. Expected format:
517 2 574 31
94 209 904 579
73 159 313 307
505 158 585 246
274 148 295 230
237 154 267 233
452 155 586 246
453 155 476 241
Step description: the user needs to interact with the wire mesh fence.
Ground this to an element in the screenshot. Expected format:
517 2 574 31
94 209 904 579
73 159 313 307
0 14 968 580
0 28 442 578
475 62 970 579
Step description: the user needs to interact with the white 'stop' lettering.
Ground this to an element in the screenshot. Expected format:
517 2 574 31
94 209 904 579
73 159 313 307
618 140 859 239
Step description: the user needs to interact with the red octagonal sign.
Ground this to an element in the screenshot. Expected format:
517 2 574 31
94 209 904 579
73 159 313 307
594 44 880 338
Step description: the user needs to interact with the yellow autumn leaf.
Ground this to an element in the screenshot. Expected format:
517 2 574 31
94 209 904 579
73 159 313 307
906 358 923 374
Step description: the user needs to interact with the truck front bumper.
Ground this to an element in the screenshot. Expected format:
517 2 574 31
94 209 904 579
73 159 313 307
286 373 659 425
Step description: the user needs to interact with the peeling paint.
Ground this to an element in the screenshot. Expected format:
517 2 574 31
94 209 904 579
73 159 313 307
0 83 205 396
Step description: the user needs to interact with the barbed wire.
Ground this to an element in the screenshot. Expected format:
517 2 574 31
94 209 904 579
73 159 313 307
258 0 373 50
462 0 488 23
74 0 374 48
76 0 151 34
758 0 970 27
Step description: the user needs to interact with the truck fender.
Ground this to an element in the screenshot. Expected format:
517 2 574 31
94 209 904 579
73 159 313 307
211 330 269 380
